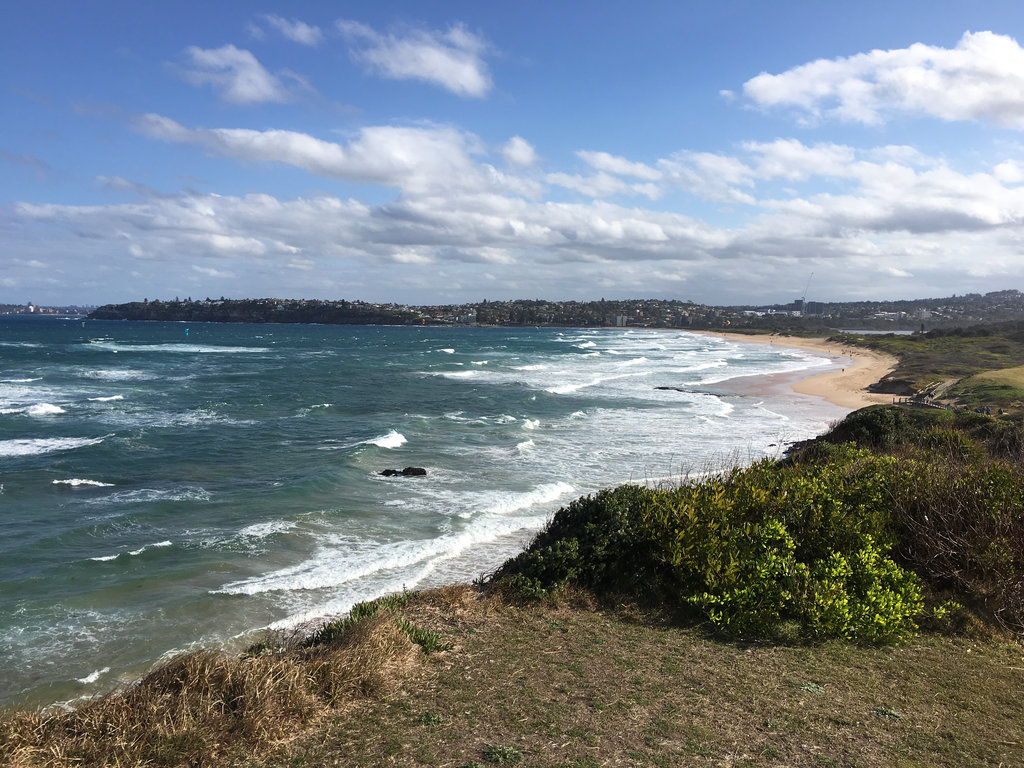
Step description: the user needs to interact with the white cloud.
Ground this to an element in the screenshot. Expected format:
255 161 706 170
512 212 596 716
13 172 1024 304
336 19 492 97
134 114 532 197
994 159 1024 183
743 31 1024 128
546 171 661 199
577 150 662 181
742 139 856 180
502 136 537 166
179 44 305 104
192 265 236 278
259 14 323 46
657 152 756 204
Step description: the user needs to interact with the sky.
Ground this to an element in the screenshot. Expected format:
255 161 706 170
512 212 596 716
5 1 1024 307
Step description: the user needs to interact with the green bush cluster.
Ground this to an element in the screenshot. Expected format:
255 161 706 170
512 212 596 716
646 450 922 641
495 446 924 642
495 406 1024 639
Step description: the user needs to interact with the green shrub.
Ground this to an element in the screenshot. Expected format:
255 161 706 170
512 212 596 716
922 426 983 462
495 450 925 642
802 538 923 642
495 485 669 600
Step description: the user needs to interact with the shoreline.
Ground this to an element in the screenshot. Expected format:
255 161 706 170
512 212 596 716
689 331 898 410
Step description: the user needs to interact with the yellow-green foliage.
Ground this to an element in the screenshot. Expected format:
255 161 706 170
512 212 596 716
498 406 1024 638
496 446 924 642
642 450 921 641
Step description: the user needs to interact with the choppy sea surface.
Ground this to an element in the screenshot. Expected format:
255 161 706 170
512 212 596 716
0 317 848 707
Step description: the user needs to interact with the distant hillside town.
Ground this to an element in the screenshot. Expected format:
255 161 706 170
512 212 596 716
76 289 1024 330
0 302 96 316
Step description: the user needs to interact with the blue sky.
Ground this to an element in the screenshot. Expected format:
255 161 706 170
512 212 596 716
5 1 1024 306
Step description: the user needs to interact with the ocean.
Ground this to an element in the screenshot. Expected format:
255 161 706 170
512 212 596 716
0 317 847 708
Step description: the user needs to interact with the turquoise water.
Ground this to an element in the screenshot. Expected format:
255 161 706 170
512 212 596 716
0 317 845 707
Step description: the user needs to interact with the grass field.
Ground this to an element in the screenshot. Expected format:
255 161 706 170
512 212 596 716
834 330 1024 410
952 365 1024 409
250 586 1023 768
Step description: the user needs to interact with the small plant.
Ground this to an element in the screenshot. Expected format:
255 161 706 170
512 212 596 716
482 744 522 764
396 618 453 653
418 711 443 725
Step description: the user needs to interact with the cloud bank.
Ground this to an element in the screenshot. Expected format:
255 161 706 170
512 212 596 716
743 31 1024 127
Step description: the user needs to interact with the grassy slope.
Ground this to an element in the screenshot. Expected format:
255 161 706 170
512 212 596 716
253 586 1023 768
836 330 1024 408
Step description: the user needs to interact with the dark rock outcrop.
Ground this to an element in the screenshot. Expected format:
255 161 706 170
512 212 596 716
380 467 427 477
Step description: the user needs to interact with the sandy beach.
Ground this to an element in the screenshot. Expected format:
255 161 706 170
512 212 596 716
691 331 898 410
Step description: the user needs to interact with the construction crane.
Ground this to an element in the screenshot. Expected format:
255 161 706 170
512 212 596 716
801 272 814 304
800 272 814 311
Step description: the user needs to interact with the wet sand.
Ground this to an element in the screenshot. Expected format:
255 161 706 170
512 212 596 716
690 331 898 410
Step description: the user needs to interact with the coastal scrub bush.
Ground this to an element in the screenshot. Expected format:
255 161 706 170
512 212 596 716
891 457 1024 630
496 450 924 642
820 405 923 449
644 454 920 640
801 538 923 643
496 485 669 600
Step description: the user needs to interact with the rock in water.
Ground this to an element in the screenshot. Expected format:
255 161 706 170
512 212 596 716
379 467 427 477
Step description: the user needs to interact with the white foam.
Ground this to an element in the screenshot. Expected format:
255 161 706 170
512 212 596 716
615 356 649 368
523 419 540 430
76 667 110 685
512 364 547 371
439 370 478 379
238 520 297 539
82 369 153 381
26 403 65 416
516 439 535 452
0 436 107 457
85 342 268 354
545 370 649 395
88 395 124 402
128 541 172 556
480 481 575 515
53 479 114 487
218 499 559 601
1 377 41 383
89 540 174 562
86 487 210 504
575 341 597 348
365 430 407 449
494 414 517 424
471 360 489 365
438 348 455 354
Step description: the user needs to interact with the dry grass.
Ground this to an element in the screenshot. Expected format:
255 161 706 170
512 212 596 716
254 585 1024 768
0 614 422 767
4 584 1023 768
